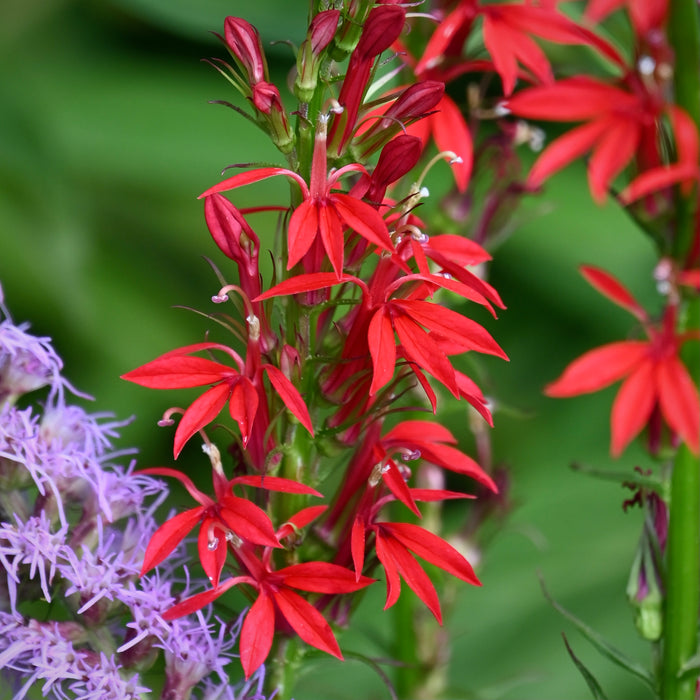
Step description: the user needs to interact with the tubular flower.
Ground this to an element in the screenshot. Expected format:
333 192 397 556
545 266 700 456
199 117 395 278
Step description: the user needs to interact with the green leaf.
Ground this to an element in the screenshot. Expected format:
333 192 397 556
571 462 668 500
677 652 700 683
562 633 609 700
539 575 656 691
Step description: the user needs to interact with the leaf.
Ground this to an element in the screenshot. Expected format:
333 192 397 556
539 575 656 690
562 633 609 700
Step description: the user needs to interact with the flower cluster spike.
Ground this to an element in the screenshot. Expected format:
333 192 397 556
121 5 517 683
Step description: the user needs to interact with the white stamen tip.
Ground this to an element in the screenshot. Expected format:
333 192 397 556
638 55 656 76
212 294 228 303
419 186 430 199
494 103 510 117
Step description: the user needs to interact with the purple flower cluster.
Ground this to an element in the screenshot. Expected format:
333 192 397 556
0 288 268 700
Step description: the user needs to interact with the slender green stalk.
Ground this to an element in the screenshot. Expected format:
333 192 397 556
660 2 700 697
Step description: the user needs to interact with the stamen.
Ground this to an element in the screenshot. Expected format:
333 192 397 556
246 314 261 341
637 56 656 76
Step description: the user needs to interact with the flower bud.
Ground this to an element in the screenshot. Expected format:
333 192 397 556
224 17 268 85
295 10 341 103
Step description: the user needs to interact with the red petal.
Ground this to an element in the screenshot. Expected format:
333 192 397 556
122 355 234 389
657 356 700 454
272 588 343 658
610 360 656 456
140 507 205 575
545 341 648 397
528 119 610 188
161 576 246 620
332 194 395 252
382 521 480 585
174 383 231 458
240 591 275 679
431 95 473 190
382 459 421 517
579 266 647 321
263 365 314 435
621 164 699 203
393 313 458 396
385 420 457 445
280 561 374 593
277 505 328 540
256 272 358 300
232 475 323 496
197 516 228 586
139 467 213 505
218 495 281 548
394 300 507 358
587 119 641 203
288 200 320 269
379 533 442 622
319 203 345 277
411 441 496 491
228 377 259 447
368 309 397 395
351 517 366 580
374 531 402 609
410 488 476 501
198 167 306 199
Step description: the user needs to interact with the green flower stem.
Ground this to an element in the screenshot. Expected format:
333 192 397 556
661 3 700 697
393 588 420 698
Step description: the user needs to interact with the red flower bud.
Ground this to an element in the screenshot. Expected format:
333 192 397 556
224 17 268 85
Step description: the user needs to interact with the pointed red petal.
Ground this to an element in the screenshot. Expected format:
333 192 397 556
256 272 357 300
382 459 421 517
277 505 328 540
374 531 402 610
610 360 657 456
140 507 205 575
621 164 699 203
393 314 458 396
240 591 275 679
198 167 305 199
351 517 366 581
139 467 213 505
161 576 247 620
319 203 345 277
385 420 457 445
431 95 473 190
368 309 397 395
197 516 228 586
657 356 700 454
232 475 323 497
273 588 343 658
332 194 394 252
379 534 442 622
228 377 259 447
218 495 281 548
122 356 234 389
280 562 374 593
580 266 647 321
410 488 476 501
382 521 480 585
288 200 320 269
545 341 649 398
174 383 231 458
263 365 314 435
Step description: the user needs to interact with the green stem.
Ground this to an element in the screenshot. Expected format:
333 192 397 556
660 4 700 696
393 590 420 698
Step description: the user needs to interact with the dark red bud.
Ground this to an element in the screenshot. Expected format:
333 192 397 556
204 194 259 264
310 10 341 54
224 17 267 84
385 81 445 122
355 5 405 60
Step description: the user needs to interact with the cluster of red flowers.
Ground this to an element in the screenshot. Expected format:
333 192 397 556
123 0 698 684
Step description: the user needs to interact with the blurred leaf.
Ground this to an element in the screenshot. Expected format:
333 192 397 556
540 575 656 691
562 633 609 700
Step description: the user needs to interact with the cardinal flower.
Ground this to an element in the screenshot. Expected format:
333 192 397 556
545 266 700 456
122 342 313 458
162 547 374 678
139 459 322 587
199 115 394 278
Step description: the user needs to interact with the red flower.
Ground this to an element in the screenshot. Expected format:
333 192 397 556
162 550 374 678
199 118 394 278
139 463 322 587
351 519 479 623
545 266 700 456
122 342 313 458
506 77 699 203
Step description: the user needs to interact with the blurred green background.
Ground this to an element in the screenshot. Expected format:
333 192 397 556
1 2 662 698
